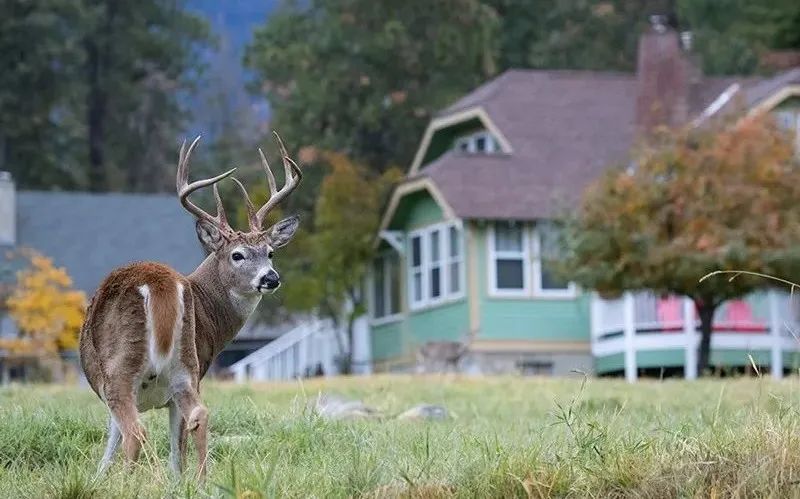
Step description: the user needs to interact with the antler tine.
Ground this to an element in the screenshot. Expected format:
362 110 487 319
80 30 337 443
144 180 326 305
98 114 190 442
176 135 237 228
212 183 228 227
230 177 259 231
254 132 303 228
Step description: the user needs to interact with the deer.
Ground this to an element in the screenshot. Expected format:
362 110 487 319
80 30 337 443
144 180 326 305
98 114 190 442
79 134 302 479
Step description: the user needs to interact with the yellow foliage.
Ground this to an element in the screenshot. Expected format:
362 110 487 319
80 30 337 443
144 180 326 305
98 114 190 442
2 250 86 356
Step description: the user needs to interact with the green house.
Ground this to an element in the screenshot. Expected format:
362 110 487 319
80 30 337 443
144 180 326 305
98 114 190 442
367 20 800 376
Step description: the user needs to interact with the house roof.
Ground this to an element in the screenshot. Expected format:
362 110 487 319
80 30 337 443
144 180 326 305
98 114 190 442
13 191 205 294
408 68 791 221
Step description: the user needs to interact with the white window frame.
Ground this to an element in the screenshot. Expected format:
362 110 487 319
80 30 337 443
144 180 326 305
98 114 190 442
446 223 466 298
408 232 427 309
369 252 402 325
532 224 577 298
408 221 465 310
488 222 531 297
455 131 498 154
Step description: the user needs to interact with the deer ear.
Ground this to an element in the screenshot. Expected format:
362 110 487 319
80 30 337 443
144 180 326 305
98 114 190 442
195 220 226 253
266 215 299 249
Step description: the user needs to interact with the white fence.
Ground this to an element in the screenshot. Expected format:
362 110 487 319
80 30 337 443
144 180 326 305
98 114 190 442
591 290 800 382
230 318 339 382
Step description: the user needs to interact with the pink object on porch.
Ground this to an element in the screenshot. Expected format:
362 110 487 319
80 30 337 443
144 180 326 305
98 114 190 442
719 300 767 333
656 296 683 332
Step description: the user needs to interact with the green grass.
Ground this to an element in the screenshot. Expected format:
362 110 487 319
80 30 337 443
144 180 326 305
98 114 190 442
2 375 800 498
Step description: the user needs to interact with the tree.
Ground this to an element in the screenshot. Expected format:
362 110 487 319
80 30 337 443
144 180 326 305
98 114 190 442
0 0 85 189
80 0 211 192
488 0 656 72
563 116 800 375
244 153 400 372
245 0 498 174
0 0 211 192
3 250 86 357
678 0 800 75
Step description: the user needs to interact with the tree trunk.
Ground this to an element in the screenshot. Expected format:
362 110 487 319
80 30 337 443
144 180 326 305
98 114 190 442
85 37 106 192
696 301 717 376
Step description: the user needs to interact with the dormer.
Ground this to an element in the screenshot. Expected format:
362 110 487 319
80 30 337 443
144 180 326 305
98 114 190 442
408 106 513 175
454 130 500 154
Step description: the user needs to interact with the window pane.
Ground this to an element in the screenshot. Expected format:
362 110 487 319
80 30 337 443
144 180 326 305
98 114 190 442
449 261 461 294
496 259 524 289
430 267 441 298
475 135 486 152
373 259 385 317
430 230 440 262
539 224 562 260
541 261 569 290
449 226 460 258
389 258 401 314
495 223 522 252
411 236 422 267
413 272 423 302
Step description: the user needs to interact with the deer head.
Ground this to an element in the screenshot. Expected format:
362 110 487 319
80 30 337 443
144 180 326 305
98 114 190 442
176 134 302 297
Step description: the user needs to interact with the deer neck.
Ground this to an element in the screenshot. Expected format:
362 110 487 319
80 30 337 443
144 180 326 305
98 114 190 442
187 254 261 372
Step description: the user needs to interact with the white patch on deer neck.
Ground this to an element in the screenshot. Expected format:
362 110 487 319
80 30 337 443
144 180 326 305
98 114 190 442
228 289 261 318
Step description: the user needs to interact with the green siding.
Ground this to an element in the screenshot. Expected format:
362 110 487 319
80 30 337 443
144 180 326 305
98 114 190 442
407 299 469 344
370 300 469 362
784 351 800 371
775 96 800 110
420 118 483 167
388 190 444 230
596 348 774 374
637 349 684 367
596 353 624 373
371 321 404 362
472 224 591 342
710 349 770 366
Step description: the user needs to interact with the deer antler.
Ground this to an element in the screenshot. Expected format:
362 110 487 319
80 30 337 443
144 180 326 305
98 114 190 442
251 132 303 230
176 136 236 230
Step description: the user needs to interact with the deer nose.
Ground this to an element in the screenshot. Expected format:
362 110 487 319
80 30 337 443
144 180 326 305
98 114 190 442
260 270 280 289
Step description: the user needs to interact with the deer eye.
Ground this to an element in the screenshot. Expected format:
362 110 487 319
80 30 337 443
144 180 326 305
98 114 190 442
231 252 245 262
268 251 274 259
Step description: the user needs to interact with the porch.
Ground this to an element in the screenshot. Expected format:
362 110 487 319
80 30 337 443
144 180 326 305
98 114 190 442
591 290 800 381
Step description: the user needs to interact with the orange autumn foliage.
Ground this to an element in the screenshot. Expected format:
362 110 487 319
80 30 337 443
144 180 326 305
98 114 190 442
2 250 86 357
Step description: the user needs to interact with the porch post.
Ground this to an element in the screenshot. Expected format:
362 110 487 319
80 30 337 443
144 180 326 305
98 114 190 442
623 292 637 382
683 297 697 380
769 290 783 379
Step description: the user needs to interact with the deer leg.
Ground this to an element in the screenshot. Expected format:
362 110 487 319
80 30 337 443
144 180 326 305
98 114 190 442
106 393 146 466
168 400 188 474
96 416 121 475
172 384 208 480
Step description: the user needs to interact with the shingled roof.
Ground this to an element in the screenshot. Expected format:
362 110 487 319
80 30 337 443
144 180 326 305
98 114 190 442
408 67 787 221
13 191 205 293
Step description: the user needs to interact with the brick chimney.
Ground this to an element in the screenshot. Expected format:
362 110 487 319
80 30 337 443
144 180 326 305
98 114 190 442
635 15 692 132
0 171 16 246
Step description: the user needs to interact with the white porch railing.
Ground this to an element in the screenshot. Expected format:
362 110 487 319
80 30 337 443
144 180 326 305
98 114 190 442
591 290 800 382
229 318 339 382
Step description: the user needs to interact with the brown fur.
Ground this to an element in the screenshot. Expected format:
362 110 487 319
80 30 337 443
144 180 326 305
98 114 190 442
146 277 179 356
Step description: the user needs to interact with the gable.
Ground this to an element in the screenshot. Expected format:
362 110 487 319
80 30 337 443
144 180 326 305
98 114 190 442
388 190 444 231
408 107 513 175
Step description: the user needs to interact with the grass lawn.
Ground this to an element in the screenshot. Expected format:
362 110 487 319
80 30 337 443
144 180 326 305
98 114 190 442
2 375 800 498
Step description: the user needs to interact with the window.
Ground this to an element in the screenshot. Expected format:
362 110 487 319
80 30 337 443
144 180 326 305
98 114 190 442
410 234 424 307
408 222 464 309
488 221 576 298
489 222 529 295
447 225 463 295
454 131 498 154
371 253 401 320
533 223 576 297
